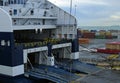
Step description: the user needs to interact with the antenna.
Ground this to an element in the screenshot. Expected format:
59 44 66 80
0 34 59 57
69 0 72 28
70 0 72 15
74 5 77 16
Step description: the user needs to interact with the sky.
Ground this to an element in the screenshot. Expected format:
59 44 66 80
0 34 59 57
48 0 120 26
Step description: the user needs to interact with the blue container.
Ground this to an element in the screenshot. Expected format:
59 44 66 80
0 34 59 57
90 30 97 33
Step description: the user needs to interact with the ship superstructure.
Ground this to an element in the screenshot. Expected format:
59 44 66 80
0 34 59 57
0 0 80 82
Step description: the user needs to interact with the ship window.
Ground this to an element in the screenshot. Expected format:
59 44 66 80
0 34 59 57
11 0 14 4
18 0 20 4
44 11 47 16
21 0 24 4
30 10 34 15
14 0 16 4
8 0 10 4
38 23 40 25
43 19 45 25
0 0 3 6
64 34 67 39
1 40 6 46
52 59 53 61
19 9 21 13
13 19 16 25
9 10 12 15
51 6 53 9
13 19 16 22
14 9 17 15
7 41 10 46
69 34 73 38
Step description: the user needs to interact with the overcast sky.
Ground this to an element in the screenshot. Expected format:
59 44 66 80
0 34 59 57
48 0 120 26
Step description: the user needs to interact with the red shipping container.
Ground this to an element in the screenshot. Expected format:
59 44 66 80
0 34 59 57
83 32 95 39
106 35 112 39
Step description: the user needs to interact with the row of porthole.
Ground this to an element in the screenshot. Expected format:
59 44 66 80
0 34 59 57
1 40 10 46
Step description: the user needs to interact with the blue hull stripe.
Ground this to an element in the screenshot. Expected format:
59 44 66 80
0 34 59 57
71 39 79 52
0 74 32 83
0 32 23 66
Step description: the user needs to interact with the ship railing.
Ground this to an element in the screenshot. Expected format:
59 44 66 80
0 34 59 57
15 39 72 49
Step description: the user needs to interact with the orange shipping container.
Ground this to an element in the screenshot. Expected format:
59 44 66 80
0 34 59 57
79 38 89 44
82 32 95 39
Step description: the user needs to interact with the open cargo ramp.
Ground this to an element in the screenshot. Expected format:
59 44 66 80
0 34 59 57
57 60 101 74
25 65 81 83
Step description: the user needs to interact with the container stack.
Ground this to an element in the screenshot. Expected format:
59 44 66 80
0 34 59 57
105 31 112 39
77 29 118 39
111 30 118 39
106 42 120 50
95 30 106 39
82 32 95 39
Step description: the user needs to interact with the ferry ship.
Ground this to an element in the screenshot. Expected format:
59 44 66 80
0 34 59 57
1 1 120 83
0 0 82 83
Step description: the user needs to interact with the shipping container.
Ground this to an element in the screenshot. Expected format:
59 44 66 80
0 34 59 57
95 35 106 39
99 30 106 32
106 42 120 50
105 35 112 39
80 30 89 34
83 30 89 33
77 30 82 38
95 32 100 36
112 36 118 39
79 38 89 44
82 32 95 39
97 48 120 54
112 32 118 36
106 31 112 36
99 31 106 36
90 30 97 33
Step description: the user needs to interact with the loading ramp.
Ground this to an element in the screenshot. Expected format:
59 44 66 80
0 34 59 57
57 59 101 74
25 65 81 83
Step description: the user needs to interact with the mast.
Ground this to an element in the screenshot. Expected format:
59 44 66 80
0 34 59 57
70 0 72 15
69 0 72 25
